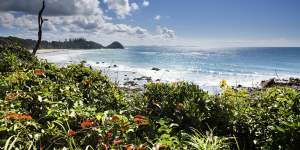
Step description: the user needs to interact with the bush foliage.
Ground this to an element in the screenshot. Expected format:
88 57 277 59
0 45 299 149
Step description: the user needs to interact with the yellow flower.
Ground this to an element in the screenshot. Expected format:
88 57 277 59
220 80 228 89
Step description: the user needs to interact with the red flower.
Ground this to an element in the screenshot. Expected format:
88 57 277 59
113 139 122 145
80 120 95 128
106 131 113 138
68 130 76 136
133 115 144 124
134 115 149 125
5 113 32 120
22 115 32 120
33 69 46 75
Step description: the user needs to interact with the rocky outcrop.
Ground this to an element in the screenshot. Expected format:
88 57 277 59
105 41 124 49
261 78 300 88
134 76 152 82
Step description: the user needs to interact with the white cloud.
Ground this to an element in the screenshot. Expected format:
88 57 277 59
103 0 138 18
154 15 161 21
0 0 179 46
0 0 102 16
143 0 150 7
131 3 139 11
0 13 37 31
157 26 176 39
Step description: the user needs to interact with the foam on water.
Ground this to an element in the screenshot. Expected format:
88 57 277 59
37 47 300 91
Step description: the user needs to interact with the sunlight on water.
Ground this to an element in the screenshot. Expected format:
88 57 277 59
38 46 300 90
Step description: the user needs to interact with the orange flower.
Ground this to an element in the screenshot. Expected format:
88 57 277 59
5 113 32 120
22 115 32 120
134 115 149 126
80 120 95 128
68 130 76 136
133 115 144 124
33 69 46 75
125 144 134 150
111 115 120 122
113 139 122 145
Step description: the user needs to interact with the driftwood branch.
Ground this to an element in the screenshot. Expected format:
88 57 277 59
32 0 46 55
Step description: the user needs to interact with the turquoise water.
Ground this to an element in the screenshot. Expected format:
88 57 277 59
38 46 300 88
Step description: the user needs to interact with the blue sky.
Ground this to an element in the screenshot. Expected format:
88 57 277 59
1 0 300 46
125 0 300 39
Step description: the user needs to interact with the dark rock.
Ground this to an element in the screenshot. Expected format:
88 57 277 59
156 79 161 82
261 78 276 88
96 62 100 64
124 81 138 86
113 64 118 67
102 62 105 63
152 67 160 71
134 76 152 82
261 78 300 88
105 41 124 49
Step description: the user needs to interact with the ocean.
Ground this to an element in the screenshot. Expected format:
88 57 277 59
37 46 300 91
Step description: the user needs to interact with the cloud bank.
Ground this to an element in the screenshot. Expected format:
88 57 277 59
0 0 176 45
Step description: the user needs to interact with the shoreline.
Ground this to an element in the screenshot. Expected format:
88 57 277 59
36 49 300 93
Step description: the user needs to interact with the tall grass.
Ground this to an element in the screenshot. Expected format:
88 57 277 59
185 129 233 150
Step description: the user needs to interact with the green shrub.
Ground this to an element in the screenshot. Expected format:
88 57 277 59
144 82 232 134
220 81 300 149
0 45 37 73
0 46 186 149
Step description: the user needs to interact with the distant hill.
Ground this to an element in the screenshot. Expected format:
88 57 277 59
0 36 124 49
106 41 125 49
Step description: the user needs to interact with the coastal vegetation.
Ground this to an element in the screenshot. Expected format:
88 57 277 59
0 36 124 50
0 45 299 149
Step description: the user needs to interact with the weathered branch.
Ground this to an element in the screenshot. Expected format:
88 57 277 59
32 0 46 55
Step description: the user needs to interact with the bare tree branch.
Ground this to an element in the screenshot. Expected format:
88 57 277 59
32 0 46 55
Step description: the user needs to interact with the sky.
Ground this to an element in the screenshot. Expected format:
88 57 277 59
0 0 300 47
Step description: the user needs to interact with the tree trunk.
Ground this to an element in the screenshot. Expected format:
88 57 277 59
32 0 45 55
